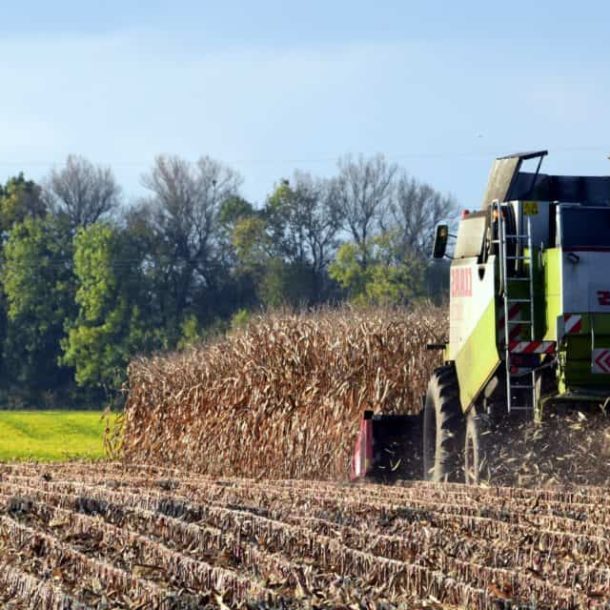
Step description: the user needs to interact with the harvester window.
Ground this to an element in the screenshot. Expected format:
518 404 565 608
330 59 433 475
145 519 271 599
453 212 486 259
560 207 610 250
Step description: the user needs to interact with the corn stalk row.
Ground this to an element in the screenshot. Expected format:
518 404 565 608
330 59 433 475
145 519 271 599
120 306 445 479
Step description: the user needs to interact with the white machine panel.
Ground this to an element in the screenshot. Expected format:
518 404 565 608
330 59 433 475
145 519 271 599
561 251 610 313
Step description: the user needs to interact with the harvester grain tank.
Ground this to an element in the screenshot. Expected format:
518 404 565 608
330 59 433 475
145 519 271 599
351 151 610 483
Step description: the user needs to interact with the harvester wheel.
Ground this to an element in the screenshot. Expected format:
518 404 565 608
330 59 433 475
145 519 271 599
464 407 491 485
423 365 465 482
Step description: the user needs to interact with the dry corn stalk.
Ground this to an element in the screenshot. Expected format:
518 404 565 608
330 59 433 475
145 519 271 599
119 304 446 479
4 462 610 608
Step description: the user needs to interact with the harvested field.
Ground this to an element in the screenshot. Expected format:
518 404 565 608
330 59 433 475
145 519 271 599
2 463 610 609
120 306 445 479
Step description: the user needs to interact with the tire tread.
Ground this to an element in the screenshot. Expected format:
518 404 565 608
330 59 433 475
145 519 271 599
423 365 464 482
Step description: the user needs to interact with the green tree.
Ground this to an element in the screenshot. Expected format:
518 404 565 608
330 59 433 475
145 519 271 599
232 215 270 268
328 242 369 298
217 196 256 267
264 173 340 302
0 174 47 236
218 196 255 228
0 175 48 396
231 214 279 306
2 216 75 394
230 173 341 309
328 231 425 306
61 222 158 391
177 314 201 349
231 214 313 308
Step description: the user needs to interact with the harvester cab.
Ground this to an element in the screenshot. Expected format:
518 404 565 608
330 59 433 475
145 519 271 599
352 151 610 484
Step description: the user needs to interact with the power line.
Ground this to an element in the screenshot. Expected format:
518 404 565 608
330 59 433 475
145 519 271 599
0 145 608 168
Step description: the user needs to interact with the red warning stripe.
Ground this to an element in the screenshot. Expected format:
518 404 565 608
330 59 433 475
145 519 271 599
508 304 521 320
509 324 523 340
563 313 582 335
498 304 522 328
509 340 556 354
498 304 524 346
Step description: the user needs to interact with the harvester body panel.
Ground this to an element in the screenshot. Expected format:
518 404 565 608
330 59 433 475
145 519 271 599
448 253 499 411
447 189 610 415
543 248 562 342
541 205 610 391
351 151 610 482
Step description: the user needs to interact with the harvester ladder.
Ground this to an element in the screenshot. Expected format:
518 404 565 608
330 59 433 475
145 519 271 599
495 201 536 414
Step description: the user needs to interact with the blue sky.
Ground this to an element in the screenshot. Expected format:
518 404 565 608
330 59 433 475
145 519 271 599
1 0 609 208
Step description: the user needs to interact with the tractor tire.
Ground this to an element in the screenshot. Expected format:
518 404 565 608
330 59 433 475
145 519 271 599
422 365 465 482
464 407 492 485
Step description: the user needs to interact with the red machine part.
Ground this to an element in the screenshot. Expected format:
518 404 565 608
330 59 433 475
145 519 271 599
350 411 373 480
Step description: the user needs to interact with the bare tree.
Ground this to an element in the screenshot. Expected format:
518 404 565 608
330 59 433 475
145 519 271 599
333 154 397 267
391 172 459 258
295 172 342 278
45 155 120 227
268 172 341 272
265 172 342 301
140 155 242 318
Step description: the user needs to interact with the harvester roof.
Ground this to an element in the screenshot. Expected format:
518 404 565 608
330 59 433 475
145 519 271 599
482 150 610 208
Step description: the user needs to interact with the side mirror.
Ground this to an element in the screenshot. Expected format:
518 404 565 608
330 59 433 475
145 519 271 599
432 224 449 259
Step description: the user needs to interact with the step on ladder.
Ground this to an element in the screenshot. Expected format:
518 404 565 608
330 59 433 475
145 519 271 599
493 201 539 413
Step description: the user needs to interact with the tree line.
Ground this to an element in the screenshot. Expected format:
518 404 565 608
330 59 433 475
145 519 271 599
0 153 456 409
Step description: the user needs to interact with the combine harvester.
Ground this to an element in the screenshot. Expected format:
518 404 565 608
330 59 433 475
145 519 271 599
353 150 610 484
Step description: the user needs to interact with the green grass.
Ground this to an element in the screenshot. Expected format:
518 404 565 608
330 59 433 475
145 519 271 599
0 410 113 461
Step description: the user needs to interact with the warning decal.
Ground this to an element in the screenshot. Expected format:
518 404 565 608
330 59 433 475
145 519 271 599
592 349 610 374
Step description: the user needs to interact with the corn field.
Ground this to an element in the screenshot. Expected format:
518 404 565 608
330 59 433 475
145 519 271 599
119 306 445 479
2 462 610 609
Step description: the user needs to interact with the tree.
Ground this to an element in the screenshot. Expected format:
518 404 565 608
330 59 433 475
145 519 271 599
217 196 256 270
45 155 120 228
232 215 271 269
334 154 397 268
61 223 158 391
0 175 48 401
229 215 283 307
2 216 76 393
328 231 425 306
264 173 341 302
218 196 255 228
0 174 47 236
391 172 459 259
227 174 342 308
140 155 242 338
